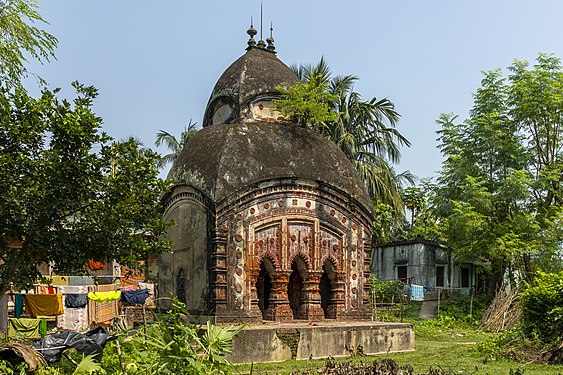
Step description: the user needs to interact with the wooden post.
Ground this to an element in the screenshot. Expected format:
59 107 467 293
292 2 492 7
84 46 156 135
115 338 127 375
469 287 474 317
437 287 441 319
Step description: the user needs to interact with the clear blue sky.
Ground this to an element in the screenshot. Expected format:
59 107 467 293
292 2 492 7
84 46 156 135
27 0 563 181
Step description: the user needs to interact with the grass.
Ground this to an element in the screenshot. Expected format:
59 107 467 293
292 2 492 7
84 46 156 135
236 327 563 374
235 298 563 375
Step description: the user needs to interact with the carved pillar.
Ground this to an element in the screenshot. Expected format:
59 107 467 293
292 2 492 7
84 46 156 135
249 267 262 319
361 237 373 314
301 270 325 321
211 227 228 315
268 271 293 321
333 270 347 319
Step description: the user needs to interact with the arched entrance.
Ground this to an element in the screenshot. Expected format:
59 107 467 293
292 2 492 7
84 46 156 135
176 268 186 304
320 260 336 319
256 259 274 320
288 257 307 319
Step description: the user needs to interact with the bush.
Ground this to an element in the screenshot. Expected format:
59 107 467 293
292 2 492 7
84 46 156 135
369 274 404 304
438 294 490 325
520 271 563 344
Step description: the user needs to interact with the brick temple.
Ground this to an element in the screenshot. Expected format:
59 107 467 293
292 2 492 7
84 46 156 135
158 27 375 323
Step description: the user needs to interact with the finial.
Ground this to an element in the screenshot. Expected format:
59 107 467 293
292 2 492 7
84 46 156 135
247 17 257 48
266 22 275 51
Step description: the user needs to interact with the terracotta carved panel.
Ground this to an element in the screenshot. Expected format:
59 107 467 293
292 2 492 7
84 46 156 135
319 226 342 268
253 222 282 267
287 221 314 265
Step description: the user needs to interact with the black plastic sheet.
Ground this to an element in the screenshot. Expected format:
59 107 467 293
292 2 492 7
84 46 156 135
33 326 110 364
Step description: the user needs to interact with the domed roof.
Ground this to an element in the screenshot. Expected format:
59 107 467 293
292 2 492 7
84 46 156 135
168 121 373 210
203 47 299 126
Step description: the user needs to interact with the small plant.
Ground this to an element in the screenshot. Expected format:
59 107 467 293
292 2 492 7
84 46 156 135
131 298 243 375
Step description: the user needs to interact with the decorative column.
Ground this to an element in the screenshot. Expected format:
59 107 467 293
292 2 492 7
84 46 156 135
332 270 347 319
267 270 293 321
249 267 263 319
211 227 228 316
301 270 325 321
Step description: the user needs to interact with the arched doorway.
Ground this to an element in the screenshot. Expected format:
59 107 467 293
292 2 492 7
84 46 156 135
320 260 336 319
288 257 306 319
256 259 274 320
176 268 186 304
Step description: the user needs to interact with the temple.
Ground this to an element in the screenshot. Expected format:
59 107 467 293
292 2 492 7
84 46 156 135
158 26 375 323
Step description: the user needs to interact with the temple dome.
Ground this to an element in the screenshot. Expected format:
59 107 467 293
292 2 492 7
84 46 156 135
203 47 300 126
169 121 372 209
170 44 373 212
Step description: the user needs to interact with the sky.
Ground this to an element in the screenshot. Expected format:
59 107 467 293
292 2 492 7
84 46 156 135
26 0 563 182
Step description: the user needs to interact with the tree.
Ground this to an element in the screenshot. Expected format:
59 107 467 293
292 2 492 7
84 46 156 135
0 82 170 296
275 58 413 213
0 0 58 88
431 54 563 293
154 120 198 169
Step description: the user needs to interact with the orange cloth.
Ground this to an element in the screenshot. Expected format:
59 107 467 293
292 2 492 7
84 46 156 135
24 294 64 316
88 260 105 271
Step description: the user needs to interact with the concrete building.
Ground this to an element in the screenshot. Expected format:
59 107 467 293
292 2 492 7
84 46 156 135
158 28 375 323
372 239 477 294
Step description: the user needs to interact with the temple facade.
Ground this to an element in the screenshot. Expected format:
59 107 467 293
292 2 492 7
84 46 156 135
158 28 375 323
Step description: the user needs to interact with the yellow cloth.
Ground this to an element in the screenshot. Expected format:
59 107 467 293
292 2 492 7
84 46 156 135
24 294 64 316
47 276 69 286
87 291 121 303
8 318 46 339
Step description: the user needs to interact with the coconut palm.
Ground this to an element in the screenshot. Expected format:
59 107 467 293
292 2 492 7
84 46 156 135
291 59 413 213
154 120 198 169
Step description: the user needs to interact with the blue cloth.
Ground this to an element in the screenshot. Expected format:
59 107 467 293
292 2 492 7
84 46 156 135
410 284 424 301
120 289 149 305
65 293 88 308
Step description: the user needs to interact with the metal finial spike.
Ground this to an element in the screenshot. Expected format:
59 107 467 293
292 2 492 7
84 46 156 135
260 2 263 41
266 21 275 51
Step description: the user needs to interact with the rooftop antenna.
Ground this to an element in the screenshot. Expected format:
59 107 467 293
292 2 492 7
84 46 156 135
257 2 266 48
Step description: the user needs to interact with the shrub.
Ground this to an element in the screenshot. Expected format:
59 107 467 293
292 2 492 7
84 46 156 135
438 294 490 325
519 271 563 344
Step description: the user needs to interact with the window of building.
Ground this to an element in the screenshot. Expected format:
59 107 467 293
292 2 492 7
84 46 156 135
436 265 445 287
397 265 408 283
461 268 470 288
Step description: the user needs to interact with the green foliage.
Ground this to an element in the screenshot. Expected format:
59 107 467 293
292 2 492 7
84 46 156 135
127 299 242 374
0 0 58 88
0 360 25 375
432 54 563 288
155 119 199 169
274 73 338 127
368 274 403 304
438 294 491 325
36 353 105 374
520 271 563 344
277 58 412 224
0 83 170 295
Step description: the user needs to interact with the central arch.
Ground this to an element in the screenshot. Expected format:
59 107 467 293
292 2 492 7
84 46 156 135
256 258 274 320
320 260 337 319
288 256 307 319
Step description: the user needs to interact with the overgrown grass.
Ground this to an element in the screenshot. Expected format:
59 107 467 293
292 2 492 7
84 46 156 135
238 325 563 374
237 295 563 374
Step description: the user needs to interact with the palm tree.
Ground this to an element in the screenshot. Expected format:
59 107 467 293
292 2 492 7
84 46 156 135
290 59 413 213
154 120 198 169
